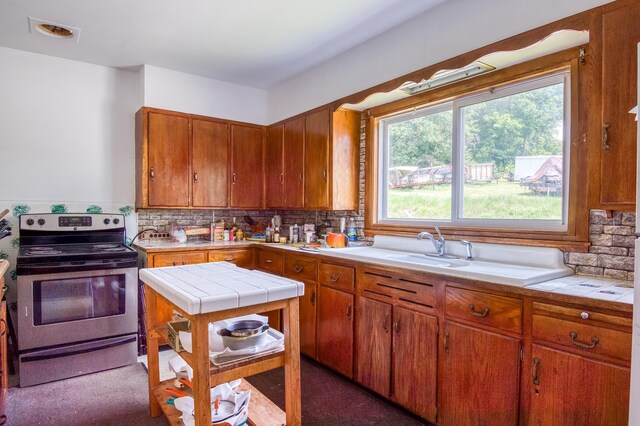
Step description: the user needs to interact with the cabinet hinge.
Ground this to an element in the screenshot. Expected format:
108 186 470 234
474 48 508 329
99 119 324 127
435 405 439 423
520 348 524 362
579 47 586 64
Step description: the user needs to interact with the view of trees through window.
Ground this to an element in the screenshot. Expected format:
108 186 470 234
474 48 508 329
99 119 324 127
383 75 566 224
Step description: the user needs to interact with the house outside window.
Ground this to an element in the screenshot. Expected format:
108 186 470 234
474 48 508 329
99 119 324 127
378 71 570 231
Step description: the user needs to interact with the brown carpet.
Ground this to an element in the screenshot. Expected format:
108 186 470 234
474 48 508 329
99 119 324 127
247 357 431 426
7 363 168 426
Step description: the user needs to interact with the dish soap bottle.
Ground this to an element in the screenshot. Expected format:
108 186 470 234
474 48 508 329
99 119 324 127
347 218 357 241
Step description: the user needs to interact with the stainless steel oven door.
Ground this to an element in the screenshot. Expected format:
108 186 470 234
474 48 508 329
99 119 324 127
17 267 137 351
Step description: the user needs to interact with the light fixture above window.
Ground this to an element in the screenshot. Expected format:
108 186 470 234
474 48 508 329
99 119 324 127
399 61 495 95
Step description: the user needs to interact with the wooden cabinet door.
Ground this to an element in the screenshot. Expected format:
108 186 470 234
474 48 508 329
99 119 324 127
355 297 392 397
147 112 190 207
230 125 263 208
192 119 229 207
208 249 252 268
440 321 520 426
392 307 438 422
151 251 207 267
317 285 354 378
265 124 284 208
304 108 330 209
283 116 305 208
600 3 640 206
526 344 630 426
299 281 317 358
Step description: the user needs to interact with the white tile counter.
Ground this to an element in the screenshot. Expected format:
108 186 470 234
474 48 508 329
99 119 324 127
139 262 304 315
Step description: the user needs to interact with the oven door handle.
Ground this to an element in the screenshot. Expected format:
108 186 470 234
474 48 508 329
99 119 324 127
21 259 136 272
20 335 136 363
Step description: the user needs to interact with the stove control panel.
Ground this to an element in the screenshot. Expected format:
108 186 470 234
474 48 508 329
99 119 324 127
20 213 127 231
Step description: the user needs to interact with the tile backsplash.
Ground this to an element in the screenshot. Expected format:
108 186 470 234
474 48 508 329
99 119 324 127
564 210 635 281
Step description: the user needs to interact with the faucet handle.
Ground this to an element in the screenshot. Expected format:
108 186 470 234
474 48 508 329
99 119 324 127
460 240 474 261
434 226 444 242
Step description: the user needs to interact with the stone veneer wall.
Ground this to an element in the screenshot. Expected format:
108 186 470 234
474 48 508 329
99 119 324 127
564 210 635 281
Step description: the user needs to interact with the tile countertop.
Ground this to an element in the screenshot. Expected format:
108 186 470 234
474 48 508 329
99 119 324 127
133 238 633 307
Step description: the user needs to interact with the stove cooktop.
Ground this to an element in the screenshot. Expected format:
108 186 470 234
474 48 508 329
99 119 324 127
17 243 137 265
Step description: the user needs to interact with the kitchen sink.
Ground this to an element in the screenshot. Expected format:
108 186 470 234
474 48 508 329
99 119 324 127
385 253 467 268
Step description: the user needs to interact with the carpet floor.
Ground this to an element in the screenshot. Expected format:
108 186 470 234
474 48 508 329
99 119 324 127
247 357 431 426
7 363 168 426
7 357 431 425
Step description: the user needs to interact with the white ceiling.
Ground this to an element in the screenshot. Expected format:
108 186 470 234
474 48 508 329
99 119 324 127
0 0 447 89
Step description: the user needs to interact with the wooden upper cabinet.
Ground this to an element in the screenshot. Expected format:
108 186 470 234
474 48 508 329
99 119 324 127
598 2 640 207
283 117 305 208
192 119 229 207
304 108 331 209
230 124 264 208
265 124 284 208
145 111 191 207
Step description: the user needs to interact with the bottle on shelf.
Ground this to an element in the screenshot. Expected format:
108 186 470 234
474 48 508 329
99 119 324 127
347 217 357 241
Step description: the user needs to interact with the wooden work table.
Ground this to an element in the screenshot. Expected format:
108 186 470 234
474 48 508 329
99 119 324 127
140 262 304 425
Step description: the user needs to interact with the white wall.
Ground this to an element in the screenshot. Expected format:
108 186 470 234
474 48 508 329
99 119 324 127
0 45 139 204
267 0 611 123
143 65 268 125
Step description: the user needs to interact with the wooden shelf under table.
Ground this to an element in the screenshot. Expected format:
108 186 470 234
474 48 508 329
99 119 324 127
152 378 285 426
153 324 285 384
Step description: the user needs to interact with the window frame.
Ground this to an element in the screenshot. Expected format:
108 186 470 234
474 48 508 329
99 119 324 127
364 49 587 250
377 71 570 231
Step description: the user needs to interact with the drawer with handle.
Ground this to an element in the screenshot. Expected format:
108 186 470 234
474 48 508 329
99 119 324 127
532 314 631 362
152 251 207 267
318 263 355 292
445 287 522 334
256 250 283 275
208 249 252 268
283 254 317 281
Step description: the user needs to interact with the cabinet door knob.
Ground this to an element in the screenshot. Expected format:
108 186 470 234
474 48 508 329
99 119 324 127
569 331 599 349
172 261 177 266
232 173 237 183
469 304 490 317
280 173 284 184
193 171 198 183
394 319 400 335
182 261 187 265
383 313 390 333
443 331 450 353
329 273 340 282
322 168 327 181
346 304 352 319
149 168 155 180
224 257 236 262
0 318 6 338
532 357 541 386
264 259 273 264
310 288 316 305
602 122 610 150
294 265 304 273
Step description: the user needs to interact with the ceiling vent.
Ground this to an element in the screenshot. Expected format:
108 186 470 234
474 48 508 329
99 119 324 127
28 17 81 42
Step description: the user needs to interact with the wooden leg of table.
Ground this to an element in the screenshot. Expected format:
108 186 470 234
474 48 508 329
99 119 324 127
283 297 302 425
192 315 212 426
144 286 161 417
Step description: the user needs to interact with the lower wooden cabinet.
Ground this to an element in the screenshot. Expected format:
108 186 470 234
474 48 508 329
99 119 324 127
317 285 354 378
525 344 630 426
299 281 317 358
440 321 521 426
355 297 392 396
355 297 438 422
391 306 438 422
151 251 207 267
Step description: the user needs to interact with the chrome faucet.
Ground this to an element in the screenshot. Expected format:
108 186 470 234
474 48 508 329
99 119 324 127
417 226 446 257
461 240 474 261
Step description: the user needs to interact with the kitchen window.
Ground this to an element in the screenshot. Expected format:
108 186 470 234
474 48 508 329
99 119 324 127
378 71 570 231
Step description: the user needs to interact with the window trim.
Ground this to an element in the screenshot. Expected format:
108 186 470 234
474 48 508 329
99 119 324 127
377 71 570 231
364 48 589 250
